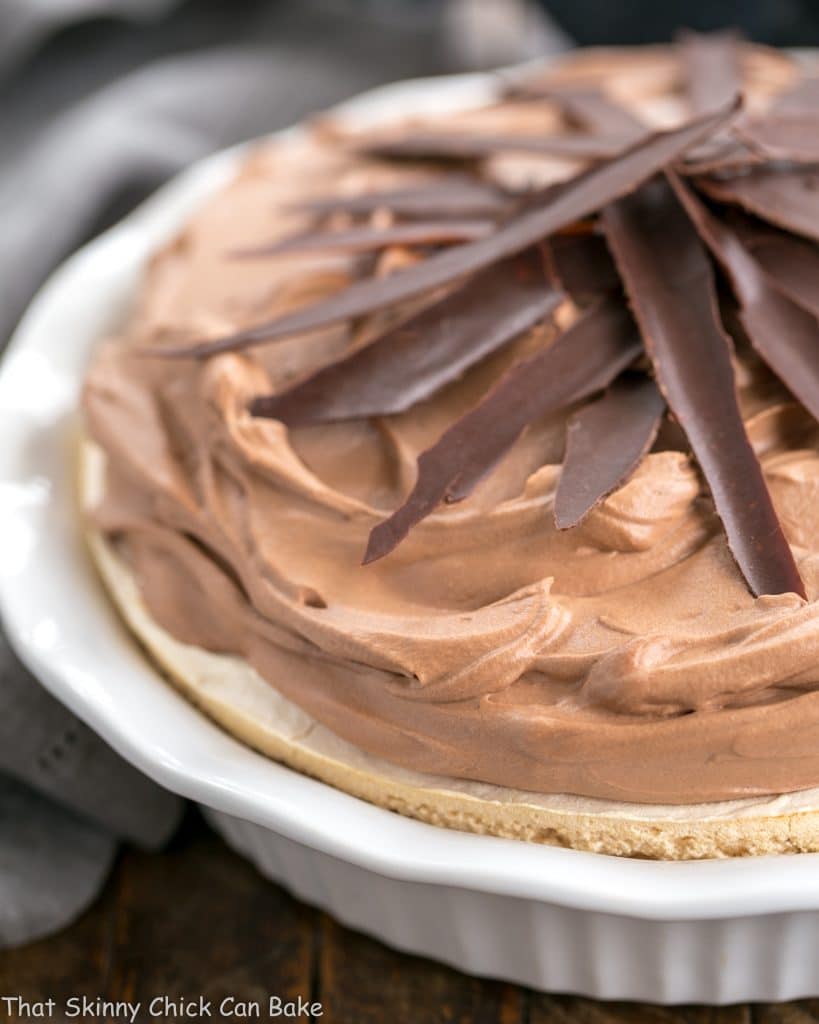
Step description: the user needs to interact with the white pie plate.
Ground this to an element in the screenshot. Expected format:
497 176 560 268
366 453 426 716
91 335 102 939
3 65 819 1005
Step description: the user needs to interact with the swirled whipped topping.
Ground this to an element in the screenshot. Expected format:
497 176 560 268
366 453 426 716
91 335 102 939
84 41 819 804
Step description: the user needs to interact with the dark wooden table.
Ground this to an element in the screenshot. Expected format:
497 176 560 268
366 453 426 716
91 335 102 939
0 810 810 1024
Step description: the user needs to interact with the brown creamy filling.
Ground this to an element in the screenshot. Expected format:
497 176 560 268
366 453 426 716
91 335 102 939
83 46 819 804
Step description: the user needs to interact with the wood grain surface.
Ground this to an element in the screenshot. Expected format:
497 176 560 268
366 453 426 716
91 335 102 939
0 811 813 1024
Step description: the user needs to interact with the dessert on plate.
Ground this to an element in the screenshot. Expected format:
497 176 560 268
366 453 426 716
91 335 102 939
81 32 819 858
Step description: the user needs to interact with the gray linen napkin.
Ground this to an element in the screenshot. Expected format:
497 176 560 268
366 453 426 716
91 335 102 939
0 0 565 947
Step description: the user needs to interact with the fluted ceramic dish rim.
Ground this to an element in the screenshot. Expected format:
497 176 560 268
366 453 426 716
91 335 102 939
2 61 819 924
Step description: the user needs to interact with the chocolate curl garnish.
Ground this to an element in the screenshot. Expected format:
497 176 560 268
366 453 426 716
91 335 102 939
670 175 819 425
291 177 513 219
769 76 819 115
544 232 620 303
363 297 641 564
251 249 560 425
549 89 646 139
554 374 665 529
603 176 805 598
152 100 738 360
683 74 819 172
359 130 635 162
739 223 819 320
736 116 819 163
680 136 763 176
512 84 646 140
231 220 496 258
698 167 819 244
677 29 743 115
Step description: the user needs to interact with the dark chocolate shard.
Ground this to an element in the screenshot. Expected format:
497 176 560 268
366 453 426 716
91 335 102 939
736 116 819 163
556 89 645 138
677 29 743 115
154 100 737 360
250 249 561 425
554 374 665 529
727 211 819 319
291 177 513 219
359 129 635 162
544 231 620 303
363 297 641 563
770 76 819 115
517 85 646 139
670 174 819 426
602 176 804 598
681 138 762 176
684 73 819 171
698 167 819 244
231 220 496 257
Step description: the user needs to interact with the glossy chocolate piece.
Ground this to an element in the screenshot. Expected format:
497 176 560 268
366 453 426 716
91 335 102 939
231 219 495 257
555 374 664 529
604 176 805 598
155 100 736 359
251 249 561 424
364 297 641 563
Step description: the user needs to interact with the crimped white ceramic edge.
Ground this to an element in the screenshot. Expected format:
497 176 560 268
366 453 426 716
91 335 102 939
205 808 819 1003
2 60 819 934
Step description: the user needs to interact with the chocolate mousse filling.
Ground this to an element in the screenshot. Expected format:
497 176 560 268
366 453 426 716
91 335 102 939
84 35 819 804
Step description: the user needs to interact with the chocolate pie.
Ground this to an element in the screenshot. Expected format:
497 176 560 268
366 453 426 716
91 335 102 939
82 33 819 857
